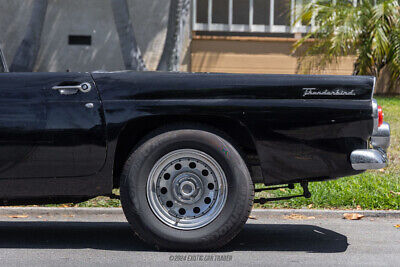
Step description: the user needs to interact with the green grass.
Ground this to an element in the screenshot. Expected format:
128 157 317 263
44 96 400 210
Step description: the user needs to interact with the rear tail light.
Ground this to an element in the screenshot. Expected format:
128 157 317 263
378 105 383 127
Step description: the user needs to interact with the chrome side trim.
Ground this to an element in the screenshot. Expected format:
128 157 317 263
372 99 379 135
371 122 390 151
350 149 387 170
371 76 376 99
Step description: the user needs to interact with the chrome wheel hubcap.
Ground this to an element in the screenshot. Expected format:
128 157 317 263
146 149 228 230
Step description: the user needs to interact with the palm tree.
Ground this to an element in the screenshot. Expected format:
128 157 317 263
0 44 8 72
157 0 191 71
111 0 146 71
10 0 48 72
293 0 400 92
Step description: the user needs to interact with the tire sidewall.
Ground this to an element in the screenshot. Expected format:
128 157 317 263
121 129 252 249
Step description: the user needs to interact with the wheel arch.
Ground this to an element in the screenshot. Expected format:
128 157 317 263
112 115 258 188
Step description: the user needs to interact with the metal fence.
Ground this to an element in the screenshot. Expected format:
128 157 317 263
192 0 359 34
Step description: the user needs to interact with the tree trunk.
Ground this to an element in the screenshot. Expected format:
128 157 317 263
10 0 48 72
111 0 146 71
0 44 8 72
157 0 190 71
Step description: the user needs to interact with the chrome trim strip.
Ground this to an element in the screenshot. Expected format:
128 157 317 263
350 149 387 170
372 99 379 135
371 76 376 99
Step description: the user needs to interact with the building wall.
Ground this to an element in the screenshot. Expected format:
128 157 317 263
0 0 33 68
37 0 125 72
191 36 355 75
0 0 190 72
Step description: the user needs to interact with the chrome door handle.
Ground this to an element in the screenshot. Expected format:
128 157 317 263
52 82 92 95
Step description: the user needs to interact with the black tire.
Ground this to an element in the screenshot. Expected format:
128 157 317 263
120 125 254 251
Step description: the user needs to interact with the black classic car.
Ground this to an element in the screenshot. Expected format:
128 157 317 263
0 63 390 250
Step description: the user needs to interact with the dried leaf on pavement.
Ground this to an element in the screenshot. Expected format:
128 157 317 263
8 215 28 218
284 214 315 220
248 215 257 220
343 213 364 220
390 191 400 196
394 224 400 228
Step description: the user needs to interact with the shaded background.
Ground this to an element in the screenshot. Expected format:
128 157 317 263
0 0 191 72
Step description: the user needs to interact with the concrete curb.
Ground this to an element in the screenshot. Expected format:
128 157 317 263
251 209 400 218
0 207 123 216
0 207 399 218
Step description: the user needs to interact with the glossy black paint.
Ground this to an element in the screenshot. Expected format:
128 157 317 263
0 71 374 202
94 71 373 186
0 72 107 199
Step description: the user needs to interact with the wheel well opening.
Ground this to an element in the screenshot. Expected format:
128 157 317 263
112 115 259 188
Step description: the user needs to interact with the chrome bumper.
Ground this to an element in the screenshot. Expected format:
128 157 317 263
350 122 390 170
371 122 390 151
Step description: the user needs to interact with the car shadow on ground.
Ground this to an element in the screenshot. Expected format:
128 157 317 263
226 223 348 253
0 221 348 253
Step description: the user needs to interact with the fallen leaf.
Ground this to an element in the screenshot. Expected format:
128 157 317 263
356 205 362 210
308 204 313 209
248 215 257 220
394 224 400 228
279 188 286 192
62 214 75 218
8 215 28 218
284 214 315 220
343 213 364 220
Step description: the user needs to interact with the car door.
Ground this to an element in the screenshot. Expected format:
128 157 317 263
0 72 106 178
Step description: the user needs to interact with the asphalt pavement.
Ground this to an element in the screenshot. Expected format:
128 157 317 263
0 208 398 266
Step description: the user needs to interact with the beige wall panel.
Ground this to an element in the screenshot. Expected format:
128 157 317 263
191 39 355 75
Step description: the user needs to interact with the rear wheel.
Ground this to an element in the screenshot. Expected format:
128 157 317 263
120 126 254 250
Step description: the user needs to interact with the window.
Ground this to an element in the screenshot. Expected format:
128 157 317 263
192 0 308 34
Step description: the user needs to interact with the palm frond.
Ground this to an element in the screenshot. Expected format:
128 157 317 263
294 0 400 88
387 27 400 89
